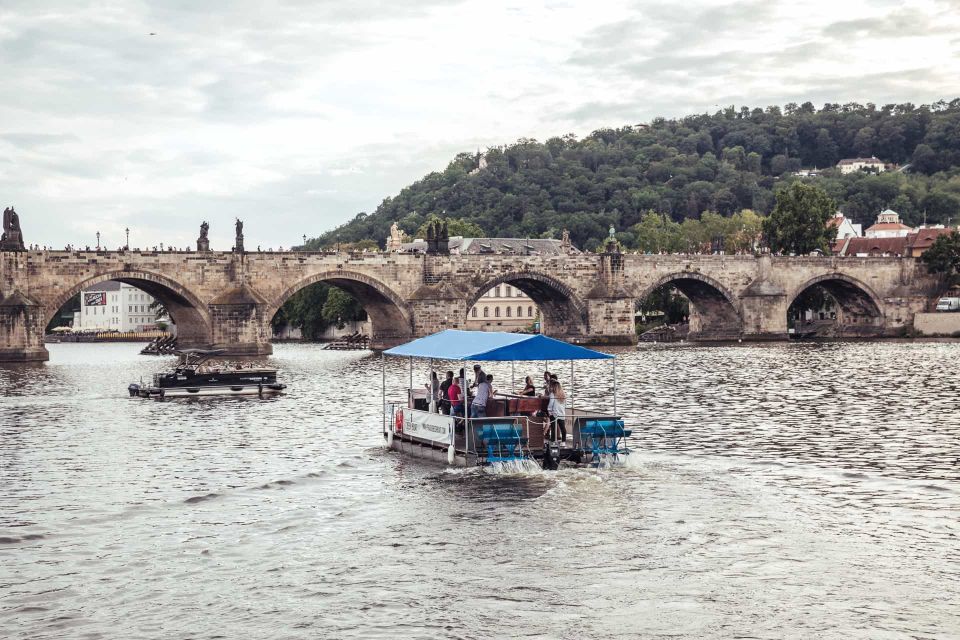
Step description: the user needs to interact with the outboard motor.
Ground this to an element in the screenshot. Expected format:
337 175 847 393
128 383 140 398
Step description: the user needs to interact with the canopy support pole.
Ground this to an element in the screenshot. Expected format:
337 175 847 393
570 359 574 414
613 358 617 416
408 356 413 408
381 353 386 434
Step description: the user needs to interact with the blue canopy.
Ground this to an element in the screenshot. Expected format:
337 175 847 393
383 330 613 361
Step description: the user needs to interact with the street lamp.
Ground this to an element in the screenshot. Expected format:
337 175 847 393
303 234 307 250
125 227 130 250
96 231 100 251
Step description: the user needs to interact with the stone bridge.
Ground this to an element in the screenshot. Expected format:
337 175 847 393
0 249 943 361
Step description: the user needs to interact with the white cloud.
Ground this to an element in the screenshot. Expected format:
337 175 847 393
0 0 957 249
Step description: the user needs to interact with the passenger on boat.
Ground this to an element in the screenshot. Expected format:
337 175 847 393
439 371 454 414
542 370 552 395
547 380 567 442
471 364 487 390
448 377 464 416
470 374 492 418
517 376 536 396
425 371 440 412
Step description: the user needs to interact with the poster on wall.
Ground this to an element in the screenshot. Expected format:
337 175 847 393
84 292 107 306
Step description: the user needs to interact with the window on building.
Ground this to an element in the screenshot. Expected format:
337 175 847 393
495 307 500 318
517 306 522 317
472 308 477 318
528 306 533 317
506 307 511 317
494 286 501 298
483 307 489 318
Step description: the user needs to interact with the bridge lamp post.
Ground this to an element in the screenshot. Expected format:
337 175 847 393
303 234 307 250
125 227 130 250
96 231 100 251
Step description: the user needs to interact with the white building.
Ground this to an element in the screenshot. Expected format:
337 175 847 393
837 156 886 174
467 284 539 332
75 280 166 331
864 209 911 238
827 211 862 240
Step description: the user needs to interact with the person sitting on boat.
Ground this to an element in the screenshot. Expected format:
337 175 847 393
470 374 492 418
547 380 567 443
517 376 536 397
448 376 464 416
439 371 454 414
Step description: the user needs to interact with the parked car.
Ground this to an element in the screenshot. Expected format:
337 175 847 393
935 297 960 312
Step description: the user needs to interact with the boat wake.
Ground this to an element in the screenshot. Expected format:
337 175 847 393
485 458 544 475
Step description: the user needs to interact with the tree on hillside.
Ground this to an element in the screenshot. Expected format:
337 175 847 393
307 99 960 252
763 182 835 254
415 216 484 239
921 231 960 277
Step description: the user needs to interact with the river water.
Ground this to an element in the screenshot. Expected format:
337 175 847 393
1 341 958 639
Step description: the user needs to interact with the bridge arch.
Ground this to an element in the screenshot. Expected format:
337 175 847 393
266 270 413 347
46 269 212 347
465 271 588 337
787 273 884 336
636 272 743 340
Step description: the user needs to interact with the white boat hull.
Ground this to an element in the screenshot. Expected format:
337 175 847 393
137 384 285 398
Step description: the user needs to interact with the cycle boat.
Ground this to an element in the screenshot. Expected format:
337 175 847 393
381 330 630 469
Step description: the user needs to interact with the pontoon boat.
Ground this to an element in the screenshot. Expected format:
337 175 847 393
381 330 630 469
128 349 286 398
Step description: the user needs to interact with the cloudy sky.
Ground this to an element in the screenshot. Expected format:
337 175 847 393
1 0 958 250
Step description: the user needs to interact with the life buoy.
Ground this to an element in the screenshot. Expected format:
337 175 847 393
394 409 404 434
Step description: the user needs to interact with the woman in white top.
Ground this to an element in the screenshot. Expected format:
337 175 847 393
547 380 567 442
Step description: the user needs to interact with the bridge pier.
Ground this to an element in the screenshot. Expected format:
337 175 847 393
0 294 49 362
207 287 273 357
738 289 790 341
580 298 636 345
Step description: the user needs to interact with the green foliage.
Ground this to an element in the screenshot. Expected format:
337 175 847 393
763 182 835 254
921 230 960 276
637 286 689 324
307 99 960 252
415 216 485 239
321 288 365 329
272 282 367 340
630 209 764 253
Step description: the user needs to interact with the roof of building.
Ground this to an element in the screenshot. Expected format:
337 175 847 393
87 280 122 291
834 236 908 256
837 156 884 165
906 227 957 250
865 222 911 232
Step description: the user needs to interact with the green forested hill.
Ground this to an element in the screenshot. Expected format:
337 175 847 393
310 100 960 252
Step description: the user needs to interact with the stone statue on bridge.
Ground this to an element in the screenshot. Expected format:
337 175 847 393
426 219 449 255
197 221 210 252
234 218 244 253
1 206 25 251
386 221 404 252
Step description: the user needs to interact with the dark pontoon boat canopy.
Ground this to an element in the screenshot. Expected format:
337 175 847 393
383 330 613 361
